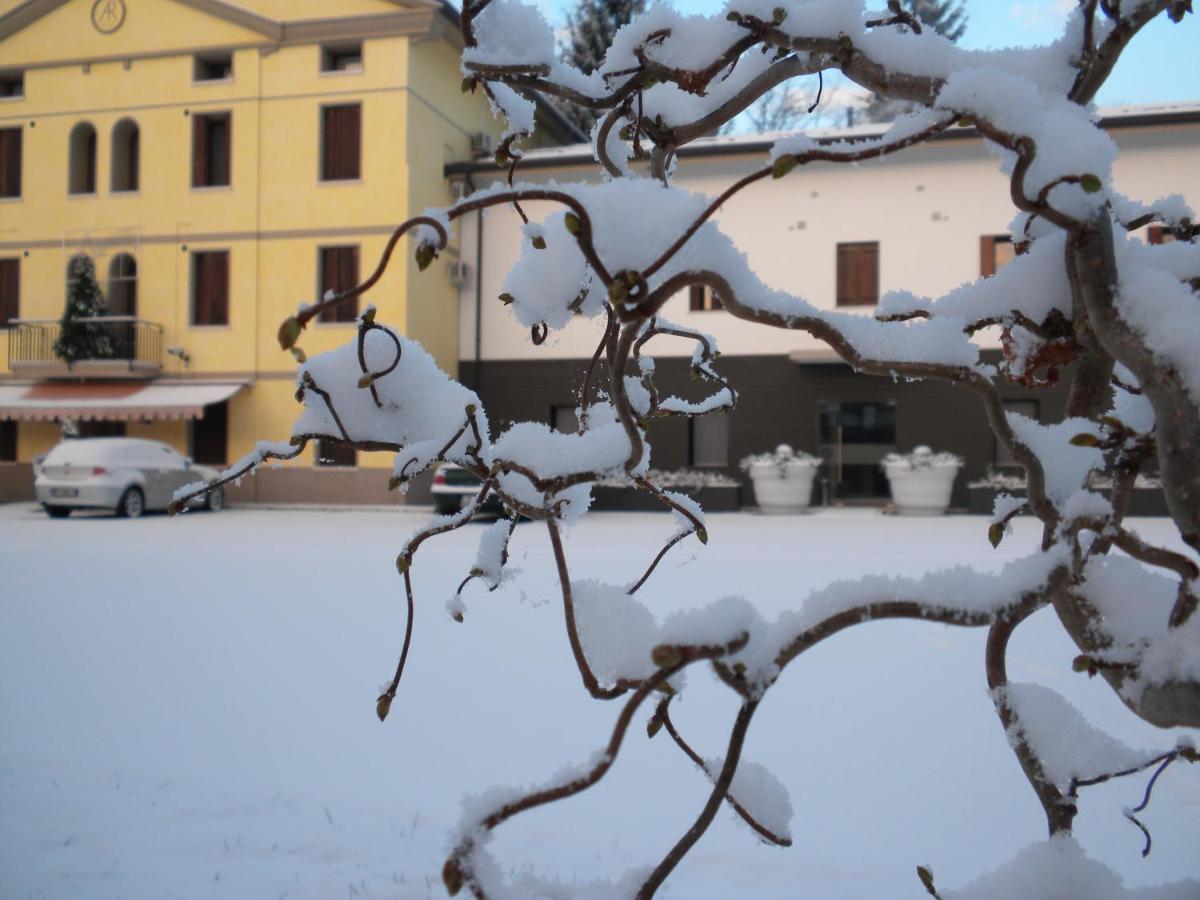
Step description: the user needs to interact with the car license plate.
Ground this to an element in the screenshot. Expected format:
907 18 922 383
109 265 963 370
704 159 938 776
51 488 78 498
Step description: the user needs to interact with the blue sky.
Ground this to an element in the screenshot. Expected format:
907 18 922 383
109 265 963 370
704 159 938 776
538 0 1199 107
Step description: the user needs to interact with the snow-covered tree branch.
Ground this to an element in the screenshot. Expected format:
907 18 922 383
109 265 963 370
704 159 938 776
172 0 1198 895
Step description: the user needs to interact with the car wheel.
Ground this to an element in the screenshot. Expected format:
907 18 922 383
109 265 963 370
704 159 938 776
117 487 145 519
207 487 225 512
434 497 461 515
43 505 71 519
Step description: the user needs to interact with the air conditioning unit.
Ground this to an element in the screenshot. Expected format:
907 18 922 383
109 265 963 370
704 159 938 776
470 132 495 158
448 260 471 286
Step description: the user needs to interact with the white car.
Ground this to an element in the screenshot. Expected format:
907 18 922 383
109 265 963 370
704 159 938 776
35 437 224 518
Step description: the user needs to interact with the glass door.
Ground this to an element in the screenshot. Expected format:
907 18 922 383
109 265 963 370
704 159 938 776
818 401 897 502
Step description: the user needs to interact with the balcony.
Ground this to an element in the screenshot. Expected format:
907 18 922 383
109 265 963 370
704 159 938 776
7 318 164 380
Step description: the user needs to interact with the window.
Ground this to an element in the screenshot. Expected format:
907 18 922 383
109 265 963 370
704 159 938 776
0 127 20 197
191 250 229 326
836 242 878 306
1148 226 1175 245
320 43 363 73
193 52 233 82
551 404 578 434
688 284 722 312
0 71 22 99
0 257 17 327
315 439 357 468
192 112 231 188
111 119 139 192
75 421 126 438
981 235 1016 276
818 400 897 499
190 401 228 466
68 122 96 195
997 399 1039 467
0 420 15 462
317 246 360 323
320 104 361 181
107 253 137 316
689 413 729 467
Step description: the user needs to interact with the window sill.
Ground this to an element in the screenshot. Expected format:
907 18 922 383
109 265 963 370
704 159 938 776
111 189 140 196
318 69 365 78
0 195 21 202
188 323 232 330
67 192 97 199
192 78 234 87
190 184 233 192
317 177 363 186
0 96 23 103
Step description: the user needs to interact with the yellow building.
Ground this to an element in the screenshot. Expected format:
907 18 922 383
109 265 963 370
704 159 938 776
0 0 576 503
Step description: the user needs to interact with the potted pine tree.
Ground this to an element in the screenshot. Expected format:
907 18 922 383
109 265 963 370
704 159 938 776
881 446 962 515
741 444 821 513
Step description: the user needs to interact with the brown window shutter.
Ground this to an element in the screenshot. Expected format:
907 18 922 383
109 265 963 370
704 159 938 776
192 115 207 187
344 104 361 179
0 129 20 197
339 247 359 321
323 105 361 180
322 106 338 180
0 258 18 326
689 284 704 311
981 235 996 277
128 127 140 192
862 244 878 305
836 244 850 305
214 115 230 186
212 251 229 324
85 129 96 193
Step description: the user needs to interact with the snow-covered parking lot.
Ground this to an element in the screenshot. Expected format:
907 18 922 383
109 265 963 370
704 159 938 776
1 502 1197 898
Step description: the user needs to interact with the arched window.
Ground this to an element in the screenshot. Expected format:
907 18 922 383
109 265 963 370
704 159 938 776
68 122 97 195
107 254 137 317
111 119 139 192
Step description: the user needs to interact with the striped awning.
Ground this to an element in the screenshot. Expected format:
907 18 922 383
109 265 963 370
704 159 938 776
0 381 246 422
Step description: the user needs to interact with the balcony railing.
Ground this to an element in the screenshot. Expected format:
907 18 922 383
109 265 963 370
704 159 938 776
7 317 164 379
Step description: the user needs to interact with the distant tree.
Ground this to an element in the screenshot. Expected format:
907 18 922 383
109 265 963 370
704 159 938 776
54 254 114 364
560 0 646 133
862 0 969 122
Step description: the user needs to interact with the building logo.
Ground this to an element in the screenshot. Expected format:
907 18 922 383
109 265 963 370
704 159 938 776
91 0 126 34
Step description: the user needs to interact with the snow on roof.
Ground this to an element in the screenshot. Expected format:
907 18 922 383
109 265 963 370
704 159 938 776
447 102 1200 172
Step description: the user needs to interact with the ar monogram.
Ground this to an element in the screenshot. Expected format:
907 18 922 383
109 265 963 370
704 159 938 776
91 0 127 34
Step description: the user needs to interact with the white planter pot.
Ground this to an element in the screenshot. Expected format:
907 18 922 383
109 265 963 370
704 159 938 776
749 461 819 513
884 464 959 516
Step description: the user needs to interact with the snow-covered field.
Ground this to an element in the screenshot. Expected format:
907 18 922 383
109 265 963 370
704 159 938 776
1 503 1197 898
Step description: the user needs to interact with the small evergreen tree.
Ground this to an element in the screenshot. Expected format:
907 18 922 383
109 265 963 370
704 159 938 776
55 254 115 364
560 0 646 133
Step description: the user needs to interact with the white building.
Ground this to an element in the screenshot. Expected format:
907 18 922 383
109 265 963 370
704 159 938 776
447 103 1200 507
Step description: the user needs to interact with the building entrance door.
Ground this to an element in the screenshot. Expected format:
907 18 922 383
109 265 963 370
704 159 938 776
818 401 897 503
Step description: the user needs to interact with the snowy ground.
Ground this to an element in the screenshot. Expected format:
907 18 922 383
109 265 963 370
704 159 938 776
1 502 1197 898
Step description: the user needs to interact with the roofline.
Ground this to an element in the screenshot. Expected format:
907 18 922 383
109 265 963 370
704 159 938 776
445 104 1200 177
0 0 443 47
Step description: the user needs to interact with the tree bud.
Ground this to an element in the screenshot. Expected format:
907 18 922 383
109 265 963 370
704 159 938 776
772 7 786 24
416 244 437 272
772 156 798 179
277 316 302 350
358 374 374 389
1080 174 1103 194
531 235 547 250
988 521 1005 549
443 859 464 896
376 693 392 722
1069 432 1101 447
563 213 582 235
651 644 682 668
